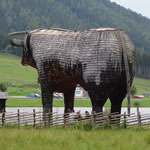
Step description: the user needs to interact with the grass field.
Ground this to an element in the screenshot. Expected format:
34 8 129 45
5 97 150 107
0 126 150 150
1 53 150 107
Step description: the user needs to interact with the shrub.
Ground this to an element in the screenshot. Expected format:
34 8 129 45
131 84 137 97
133 101 140 107
0 82 7 92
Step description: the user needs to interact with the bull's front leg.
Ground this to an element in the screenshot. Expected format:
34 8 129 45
37 63 53 124
40 79 53 124
41 81 53 125
64 87 76 113
40 81 53 113
37 64 53 113
63 87 76 126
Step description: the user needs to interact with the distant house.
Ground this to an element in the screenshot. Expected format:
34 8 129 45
52 85 89 98
75 85 89 98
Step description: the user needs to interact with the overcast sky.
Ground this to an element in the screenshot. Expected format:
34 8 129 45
110 0 150 19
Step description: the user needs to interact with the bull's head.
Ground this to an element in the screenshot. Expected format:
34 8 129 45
8 31 36 68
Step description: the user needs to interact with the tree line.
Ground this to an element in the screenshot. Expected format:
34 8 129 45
136 50 150 79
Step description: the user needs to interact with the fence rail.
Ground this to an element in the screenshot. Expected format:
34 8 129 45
0 109 150 128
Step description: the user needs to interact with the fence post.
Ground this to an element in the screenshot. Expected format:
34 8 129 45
33 109 36 127
40 111 42 126
64 113 69 127
44 111 46 126
85 111 90 119
77 111 81 122
138 112 141 126
48 108 51 126
17 109 20 127
123 112 127 128
2 110 5 126
91 111 95 126
137 106 140 115
108 113 111 125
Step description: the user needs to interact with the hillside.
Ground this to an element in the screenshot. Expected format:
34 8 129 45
0 0 150 56
0 53 39 95
0 53 37 82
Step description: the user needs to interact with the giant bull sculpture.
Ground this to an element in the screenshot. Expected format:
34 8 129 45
9 28 136 115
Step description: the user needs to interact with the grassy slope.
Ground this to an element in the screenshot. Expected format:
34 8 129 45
0 53 39 95
0 127 150 150
133 77 150 94
1 53 150 107
0 53 37 82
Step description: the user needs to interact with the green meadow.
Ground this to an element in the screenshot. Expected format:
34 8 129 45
0 53 150 107
0 126 150 150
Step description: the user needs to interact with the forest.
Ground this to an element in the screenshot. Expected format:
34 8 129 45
0 0 150 78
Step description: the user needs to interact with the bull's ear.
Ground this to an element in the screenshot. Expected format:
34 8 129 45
10 39 24 47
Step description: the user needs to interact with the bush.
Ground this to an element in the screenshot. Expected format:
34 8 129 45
133 101 140 107
0 82 7 92
131 85 137 97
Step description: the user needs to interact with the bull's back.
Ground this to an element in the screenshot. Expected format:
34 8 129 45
80 29 136 85
28 28 135 87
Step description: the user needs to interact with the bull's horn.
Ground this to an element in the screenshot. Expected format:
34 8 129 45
8 30 30 36
10 39 24 47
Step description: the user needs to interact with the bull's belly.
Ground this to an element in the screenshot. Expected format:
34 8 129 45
40 64 125 93
52 75 85 93
38 76 79 93
43 65 85 93
52 80 76 93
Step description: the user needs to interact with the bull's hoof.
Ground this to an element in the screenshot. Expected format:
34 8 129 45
64 108 75 113
43 108 53 125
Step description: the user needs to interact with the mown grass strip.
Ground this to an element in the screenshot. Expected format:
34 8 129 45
5 97 150 107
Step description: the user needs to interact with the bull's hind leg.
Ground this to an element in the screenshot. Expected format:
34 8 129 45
109 85 126 114
109 86 126 124
87 85 108 125
87 84 107 113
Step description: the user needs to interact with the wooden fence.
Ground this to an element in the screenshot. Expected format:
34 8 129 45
0 109 150 128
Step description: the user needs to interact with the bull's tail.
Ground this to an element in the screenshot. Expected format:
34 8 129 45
118 33 131 116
